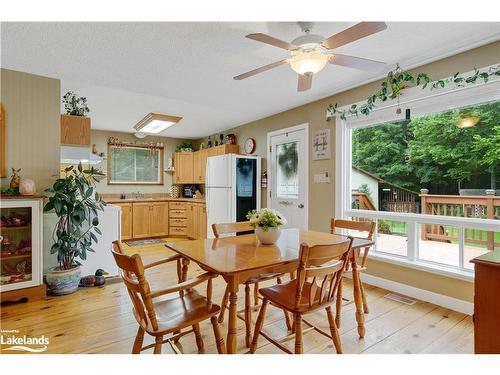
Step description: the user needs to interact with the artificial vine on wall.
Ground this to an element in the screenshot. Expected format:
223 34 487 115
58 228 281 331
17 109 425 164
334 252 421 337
326 65 500 121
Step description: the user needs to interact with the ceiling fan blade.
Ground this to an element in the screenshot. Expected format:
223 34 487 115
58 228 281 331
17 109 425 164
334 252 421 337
297 73 312 92
233 59 288 80
322 22 387 50
329 54 386 73
246 33 298 51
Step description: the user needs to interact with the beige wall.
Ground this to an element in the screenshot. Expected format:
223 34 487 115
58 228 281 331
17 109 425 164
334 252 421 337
91 129 189 194
213 41 500 303
0 69 61 191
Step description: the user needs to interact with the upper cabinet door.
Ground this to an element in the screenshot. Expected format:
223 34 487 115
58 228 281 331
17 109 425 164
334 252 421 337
60 115 91 146
174 152 194 184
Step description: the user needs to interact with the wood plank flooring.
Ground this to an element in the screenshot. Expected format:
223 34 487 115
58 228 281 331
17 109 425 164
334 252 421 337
0 239 473 354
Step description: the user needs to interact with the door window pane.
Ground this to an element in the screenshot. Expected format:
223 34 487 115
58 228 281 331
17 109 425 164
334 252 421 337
276 141 299 199
418 224 459 267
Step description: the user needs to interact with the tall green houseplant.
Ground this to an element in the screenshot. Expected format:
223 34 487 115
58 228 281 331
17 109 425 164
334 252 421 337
44 164 105 270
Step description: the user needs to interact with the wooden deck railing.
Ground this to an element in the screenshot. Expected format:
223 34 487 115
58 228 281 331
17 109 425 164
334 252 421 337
421 193 500 250
352 192 376 211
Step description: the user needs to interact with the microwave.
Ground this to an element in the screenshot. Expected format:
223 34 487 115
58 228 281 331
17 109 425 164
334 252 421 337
183 185 197 198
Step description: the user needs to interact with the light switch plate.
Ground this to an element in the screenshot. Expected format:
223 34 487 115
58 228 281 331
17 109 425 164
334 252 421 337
314 172 330 183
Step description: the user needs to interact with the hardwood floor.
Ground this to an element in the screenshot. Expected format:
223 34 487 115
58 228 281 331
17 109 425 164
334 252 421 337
0 239 473 354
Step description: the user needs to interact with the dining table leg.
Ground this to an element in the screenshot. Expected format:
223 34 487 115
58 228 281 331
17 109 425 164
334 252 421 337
226 276 239 354
351 256 365 338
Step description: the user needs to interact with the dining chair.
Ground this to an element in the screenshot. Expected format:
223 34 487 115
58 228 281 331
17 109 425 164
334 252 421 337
111 241 226 354
330 218 375 327
250 238 353 354
212 222 292 348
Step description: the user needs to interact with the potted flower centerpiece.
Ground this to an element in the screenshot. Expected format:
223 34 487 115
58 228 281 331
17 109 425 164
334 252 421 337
246 208 287 245
43 164 105 295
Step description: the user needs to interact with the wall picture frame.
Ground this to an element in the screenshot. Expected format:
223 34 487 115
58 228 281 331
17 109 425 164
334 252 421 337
312 128 331 160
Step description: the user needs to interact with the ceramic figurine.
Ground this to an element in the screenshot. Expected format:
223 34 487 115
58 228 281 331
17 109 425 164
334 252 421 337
207 136 212 148
219 134 224 145
10 168 21 189
80 269 109 287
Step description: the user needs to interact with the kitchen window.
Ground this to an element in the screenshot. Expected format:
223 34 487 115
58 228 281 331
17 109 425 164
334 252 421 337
108 145 163 185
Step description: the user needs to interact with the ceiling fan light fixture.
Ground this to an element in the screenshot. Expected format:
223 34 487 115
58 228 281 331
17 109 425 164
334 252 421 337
290 51 329 75
133 112 182 134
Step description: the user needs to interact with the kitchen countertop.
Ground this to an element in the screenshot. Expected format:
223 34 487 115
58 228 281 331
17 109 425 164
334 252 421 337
105 197 205 204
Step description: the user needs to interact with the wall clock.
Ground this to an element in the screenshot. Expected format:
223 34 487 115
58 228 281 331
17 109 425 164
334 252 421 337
244 138 256 154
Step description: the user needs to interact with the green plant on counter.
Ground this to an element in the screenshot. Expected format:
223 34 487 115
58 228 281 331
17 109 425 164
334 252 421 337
0 187 20 195
62 91 90 116
44 164 105 270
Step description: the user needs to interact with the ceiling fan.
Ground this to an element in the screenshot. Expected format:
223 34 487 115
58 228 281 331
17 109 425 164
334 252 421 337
234 22 388 92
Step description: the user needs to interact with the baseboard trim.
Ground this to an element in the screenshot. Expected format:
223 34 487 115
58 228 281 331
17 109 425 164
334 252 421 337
347 273 474 315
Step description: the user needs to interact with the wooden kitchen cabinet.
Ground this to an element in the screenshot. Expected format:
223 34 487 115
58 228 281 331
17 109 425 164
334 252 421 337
173 152 194 184
60 114 91 146
131 202 169 239
114 203 133 240
193 149 208 183
150 202 169 237
471 252 500 353
132 203 151 239
186 203 207 240
173 144 239 185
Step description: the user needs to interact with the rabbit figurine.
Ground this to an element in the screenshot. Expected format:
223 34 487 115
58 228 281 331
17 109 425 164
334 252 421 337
10 168 21 189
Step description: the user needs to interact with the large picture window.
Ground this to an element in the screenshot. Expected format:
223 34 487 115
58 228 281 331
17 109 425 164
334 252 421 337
336 71 499 277
108 145 163 185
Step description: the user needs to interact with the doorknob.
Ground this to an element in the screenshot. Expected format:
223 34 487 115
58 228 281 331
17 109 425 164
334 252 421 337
298 204 304 208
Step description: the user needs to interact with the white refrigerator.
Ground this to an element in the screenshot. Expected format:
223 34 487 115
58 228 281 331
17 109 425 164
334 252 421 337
206 154 261 238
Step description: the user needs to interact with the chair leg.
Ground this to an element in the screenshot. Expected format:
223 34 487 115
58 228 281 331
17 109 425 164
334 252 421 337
326 306 343 354
245 284 252 348
254 282 260 306
275 277 292 331
250 298 269 353
335 278 343 328
132 326 145 354
294 314 303 354
193 323 204 352
153 336 163 354
360 279 369 314
218 287 229 323
210 316 226 354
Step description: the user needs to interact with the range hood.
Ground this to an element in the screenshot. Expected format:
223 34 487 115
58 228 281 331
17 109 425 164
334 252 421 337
60 145 103 165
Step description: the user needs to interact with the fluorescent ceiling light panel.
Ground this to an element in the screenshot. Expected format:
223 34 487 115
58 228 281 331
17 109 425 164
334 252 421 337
134 113 182 134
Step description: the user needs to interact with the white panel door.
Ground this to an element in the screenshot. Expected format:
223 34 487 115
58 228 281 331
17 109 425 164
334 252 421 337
268 125 308 229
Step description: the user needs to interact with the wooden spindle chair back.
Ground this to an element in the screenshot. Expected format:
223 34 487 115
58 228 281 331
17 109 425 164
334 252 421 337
294 238 352 310
212 221 254 238
112 242 160 332
330 219 375 268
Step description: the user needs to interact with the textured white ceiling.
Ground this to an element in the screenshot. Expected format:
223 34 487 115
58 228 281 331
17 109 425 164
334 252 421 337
1 22 498 139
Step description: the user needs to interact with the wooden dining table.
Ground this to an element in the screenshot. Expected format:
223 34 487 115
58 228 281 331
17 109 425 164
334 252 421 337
165 228 374 354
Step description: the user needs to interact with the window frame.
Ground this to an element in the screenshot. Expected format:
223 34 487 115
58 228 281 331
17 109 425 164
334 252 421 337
335 66 500 280
107 144 164 185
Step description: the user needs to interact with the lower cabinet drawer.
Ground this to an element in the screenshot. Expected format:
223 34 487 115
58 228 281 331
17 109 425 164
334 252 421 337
169 226 187 236
169 218 187 227
170 209 186 218
170 202 187 210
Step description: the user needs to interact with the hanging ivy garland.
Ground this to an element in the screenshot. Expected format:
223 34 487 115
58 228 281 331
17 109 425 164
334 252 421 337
278 143 299 178
326 64 500 121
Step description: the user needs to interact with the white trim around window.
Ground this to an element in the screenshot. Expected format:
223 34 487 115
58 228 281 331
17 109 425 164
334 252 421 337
335 66 500 279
